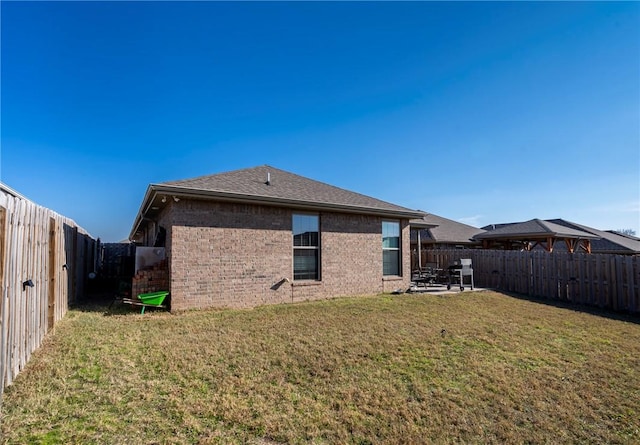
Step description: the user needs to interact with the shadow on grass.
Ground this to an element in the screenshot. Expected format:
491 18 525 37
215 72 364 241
495 289 640 325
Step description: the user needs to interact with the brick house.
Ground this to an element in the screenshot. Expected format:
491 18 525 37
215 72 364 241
129 166 423 310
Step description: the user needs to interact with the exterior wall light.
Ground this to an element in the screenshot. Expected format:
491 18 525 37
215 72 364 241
23 279 34 291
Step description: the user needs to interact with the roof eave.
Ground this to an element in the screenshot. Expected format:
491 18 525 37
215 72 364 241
423 239 481 244
410 221 439 229
130 184 423 239
128 185 156 241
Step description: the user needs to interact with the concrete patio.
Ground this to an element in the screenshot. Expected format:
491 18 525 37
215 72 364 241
407 283 489 295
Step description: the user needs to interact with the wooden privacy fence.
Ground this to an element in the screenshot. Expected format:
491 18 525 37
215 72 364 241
424 249 639 313
0 184 98 406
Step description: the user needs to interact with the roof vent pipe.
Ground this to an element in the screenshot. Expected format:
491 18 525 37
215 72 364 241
266 172 271 186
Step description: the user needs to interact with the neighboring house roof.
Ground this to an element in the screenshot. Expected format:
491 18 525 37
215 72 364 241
410 213 485 244
474 218 599 241
130 165 423 239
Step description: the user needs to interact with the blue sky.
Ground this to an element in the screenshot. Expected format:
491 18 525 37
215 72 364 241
2 2 638 242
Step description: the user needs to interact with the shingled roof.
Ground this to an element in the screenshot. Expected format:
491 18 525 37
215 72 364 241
410 213 485 245
547 219 640 254
130 166 423 239
474 219 598 240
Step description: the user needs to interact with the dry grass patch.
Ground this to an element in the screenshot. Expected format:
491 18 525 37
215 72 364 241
2 291 639 444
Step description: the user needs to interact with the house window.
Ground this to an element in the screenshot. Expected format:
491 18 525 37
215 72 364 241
382 221 400 276
293 214 319 280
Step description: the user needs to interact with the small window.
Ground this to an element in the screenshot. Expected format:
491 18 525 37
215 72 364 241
382 221 400 276
293 214 319 280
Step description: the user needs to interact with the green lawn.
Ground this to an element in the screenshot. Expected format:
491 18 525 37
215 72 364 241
2 291 639 444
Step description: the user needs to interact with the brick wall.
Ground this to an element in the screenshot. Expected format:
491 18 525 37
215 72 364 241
131 259 169 298
154 199 412 310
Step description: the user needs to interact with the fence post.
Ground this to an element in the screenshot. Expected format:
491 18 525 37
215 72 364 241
70 226 78 304
47 217 56 332
0 206 7 408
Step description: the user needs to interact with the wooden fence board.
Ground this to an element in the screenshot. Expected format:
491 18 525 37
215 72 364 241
625 256 636 312
543 252 549 297
578 254 586 305
421 249 639 314
596 255 604 308
14 198 26 380
615 256 624 310
609 257 616 308
538 252 545 297
0 207 7 401
0 185 97 408
48 217 56 333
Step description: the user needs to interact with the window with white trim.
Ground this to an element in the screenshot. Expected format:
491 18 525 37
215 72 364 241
382 221 400 276
293 214 320 280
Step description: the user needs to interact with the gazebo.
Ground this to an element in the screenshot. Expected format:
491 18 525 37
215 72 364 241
474 219 598 253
